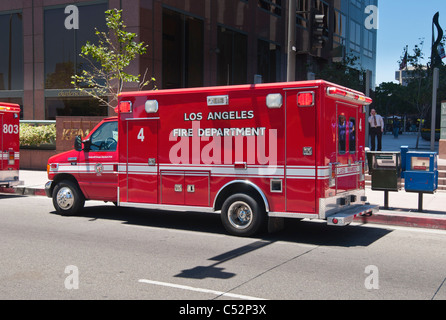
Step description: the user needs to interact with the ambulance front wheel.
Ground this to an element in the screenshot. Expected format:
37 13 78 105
52 180 85 215
221 194 266 237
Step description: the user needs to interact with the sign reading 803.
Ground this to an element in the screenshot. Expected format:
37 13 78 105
3 124 19 135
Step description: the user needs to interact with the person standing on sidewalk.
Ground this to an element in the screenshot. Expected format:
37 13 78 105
368 109 384 151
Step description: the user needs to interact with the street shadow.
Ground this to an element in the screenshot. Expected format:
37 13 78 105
50 204 392 248
174 240 272 280
50 205 392 281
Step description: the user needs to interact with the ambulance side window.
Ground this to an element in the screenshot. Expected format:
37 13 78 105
349 118 356 153
90 121 118 152
338 115 346 154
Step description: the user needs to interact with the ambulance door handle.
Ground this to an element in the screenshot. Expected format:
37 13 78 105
148 158 156 166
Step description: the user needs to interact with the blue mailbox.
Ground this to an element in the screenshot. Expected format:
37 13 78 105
404 151 438 193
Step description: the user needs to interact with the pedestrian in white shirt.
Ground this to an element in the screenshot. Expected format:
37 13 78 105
368 109 384 151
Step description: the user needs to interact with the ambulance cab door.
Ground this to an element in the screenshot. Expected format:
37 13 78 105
336 103 359 193
126 119 158 204
285 89 317 214
78 120 119 202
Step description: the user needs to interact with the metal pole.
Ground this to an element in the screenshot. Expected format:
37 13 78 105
431 67 439 151
418 192 424 212
287 0 296 82
384 191 389 209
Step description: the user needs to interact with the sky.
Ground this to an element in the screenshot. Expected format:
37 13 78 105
376 0 446 85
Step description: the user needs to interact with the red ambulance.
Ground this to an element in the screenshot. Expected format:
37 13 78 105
46 80 378 236
0 103 21 188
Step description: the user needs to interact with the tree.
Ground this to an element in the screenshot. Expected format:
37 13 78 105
398 39 444 147
71 9 155 110
316 54 366 93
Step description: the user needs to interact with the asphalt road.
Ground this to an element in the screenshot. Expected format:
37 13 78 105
0 194 445 302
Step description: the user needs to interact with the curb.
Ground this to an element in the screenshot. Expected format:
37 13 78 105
355 211 446 230
0 187 47 197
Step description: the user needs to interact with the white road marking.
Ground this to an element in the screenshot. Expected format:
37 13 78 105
138 279 266 300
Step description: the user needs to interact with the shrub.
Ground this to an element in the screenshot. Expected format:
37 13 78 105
20 123 56 147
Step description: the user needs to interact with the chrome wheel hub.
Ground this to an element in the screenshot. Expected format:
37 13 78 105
228 201 253 230
57 187 74 210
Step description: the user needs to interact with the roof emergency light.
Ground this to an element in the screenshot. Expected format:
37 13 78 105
114 101 132 114
326 87 372 105
0 105 20 113
297 92 315 107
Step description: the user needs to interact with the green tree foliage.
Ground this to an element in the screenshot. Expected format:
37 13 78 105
71 9 155 110
316 54 366 93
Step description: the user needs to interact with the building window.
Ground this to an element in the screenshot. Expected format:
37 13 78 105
217 26 248 86
162 8 204 89
258 0 282 16
334 10 346 40
351 0 362 8
349 20 361 52
296 0 309 29
0 12 23 91
45 97 107 120
257 40 280 83
44 3 107 90
364 29 374 58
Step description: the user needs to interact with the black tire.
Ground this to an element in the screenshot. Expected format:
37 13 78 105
221 193 266 237
52 180 85 215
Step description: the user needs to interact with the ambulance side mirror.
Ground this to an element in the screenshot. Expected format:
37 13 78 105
74 136 83 152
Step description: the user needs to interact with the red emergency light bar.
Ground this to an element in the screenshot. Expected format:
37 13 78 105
0 104 20 113
326 87 372 105
114 101 132 114
297 92 315 107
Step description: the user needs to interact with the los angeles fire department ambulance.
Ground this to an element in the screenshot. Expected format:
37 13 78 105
46 80 378 236
0 103 21 188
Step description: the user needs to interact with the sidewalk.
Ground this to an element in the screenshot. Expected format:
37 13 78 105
2 133 446 231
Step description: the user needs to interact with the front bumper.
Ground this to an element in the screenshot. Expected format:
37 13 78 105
45 181 53 198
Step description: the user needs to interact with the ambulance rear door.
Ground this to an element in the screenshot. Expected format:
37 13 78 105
336 102 360 193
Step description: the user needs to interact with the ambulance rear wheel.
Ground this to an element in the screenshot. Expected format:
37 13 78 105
52 180 85 215
221 194 266 237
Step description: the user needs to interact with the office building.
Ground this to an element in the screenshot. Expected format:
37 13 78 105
0 0 377 120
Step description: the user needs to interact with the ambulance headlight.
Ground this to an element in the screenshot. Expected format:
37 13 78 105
145 100 159 113
266 94 283 109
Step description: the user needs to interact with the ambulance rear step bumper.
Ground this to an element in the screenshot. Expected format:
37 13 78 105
326 204 379 226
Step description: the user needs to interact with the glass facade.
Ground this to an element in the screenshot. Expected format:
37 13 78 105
162 8 204 89
217 26 248 86
0 12 23 91
257 39 280 83
44 3 107 89
0 0 378 121
45 97 107 121
44 2 107 119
